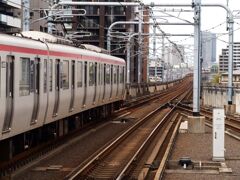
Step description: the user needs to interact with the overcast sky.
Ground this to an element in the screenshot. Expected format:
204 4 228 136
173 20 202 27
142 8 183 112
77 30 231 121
142 0 240 64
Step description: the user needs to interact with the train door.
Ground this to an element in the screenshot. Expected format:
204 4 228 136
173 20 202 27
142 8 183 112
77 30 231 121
122 67 125 95
2 55 14 132
97 63 102 103
69 60 75 112
83 61 87 106
53 59 60 116
30 58 40 124
75 61 84 111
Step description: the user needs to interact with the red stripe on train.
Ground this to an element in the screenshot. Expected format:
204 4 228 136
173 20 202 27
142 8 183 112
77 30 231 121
0 44 125 65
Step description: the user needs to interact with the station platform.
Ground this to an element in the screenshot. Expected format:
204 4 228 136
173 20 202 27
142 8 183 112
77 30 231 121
163 126 240 179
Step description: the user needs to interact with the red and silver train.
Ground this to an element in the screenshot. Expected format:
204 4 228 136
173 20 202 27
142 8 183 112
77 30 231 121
0 31 125 141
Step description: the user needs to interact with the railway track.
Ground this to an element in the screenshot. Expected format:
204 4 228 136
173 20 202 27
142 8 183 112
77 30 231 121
1 78 189 179
177 103 240 136
65 81 192 180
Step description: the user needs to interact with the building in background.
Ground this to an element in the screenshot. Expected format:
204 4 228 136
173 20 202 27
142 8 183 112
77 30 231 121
72 0 133 59
0 0 21 33
148 59 164 82
165 44 185 67
73 0 149 83
219 42 240 73
1 0 150 83
29 0 70 35
201 31 216 70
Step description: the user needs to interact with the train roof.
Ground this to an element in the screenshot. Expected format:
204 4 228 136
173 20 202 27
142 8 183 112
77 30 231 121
0 32 125 65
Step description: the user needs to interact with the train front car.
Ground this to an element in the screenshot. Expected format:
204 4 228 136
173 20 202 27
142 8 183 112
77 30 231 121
0 32 125 145
0 33 49 141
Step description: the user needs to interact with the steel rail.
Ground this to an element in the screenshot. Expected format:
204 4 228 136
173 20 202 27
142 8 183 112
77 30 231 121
66 81 191 180
117 89 191 179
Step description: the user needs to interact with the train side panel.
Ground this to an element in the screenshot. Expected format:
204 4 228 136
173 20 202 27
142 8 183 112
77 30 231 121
0 34 126 141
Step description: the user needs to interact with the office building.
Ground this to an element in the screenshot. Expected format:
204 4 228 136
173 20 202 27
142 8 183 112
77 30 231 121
201 32 216 70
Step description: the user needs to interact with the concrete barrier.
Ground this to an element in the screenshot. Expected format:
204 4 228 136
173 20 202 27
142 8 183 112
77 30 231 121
126 78 183 100
202 85 240 114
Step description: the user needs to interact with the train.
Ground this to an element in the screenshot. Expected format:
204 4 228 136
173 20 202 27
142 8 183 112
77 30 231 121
0 31 126 142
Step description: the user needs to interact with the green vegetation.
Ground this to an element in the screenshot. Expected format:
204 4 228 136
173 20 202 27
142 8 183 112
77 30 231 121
211 74 221 84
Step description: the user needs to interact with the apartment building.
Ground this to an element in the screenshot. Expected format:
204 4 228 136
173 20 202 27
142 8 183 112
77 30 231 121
0 0 21 33
219 42 240 73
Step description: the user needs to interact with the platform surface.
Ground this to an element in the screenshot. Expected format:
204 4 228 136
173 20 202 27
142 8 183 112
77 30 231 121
164 126 240 180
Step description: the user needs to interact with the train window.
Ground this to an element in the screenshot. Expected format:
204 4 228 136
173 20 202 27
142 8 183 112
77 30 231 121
20 57 30 96
62 60 69 89
77 61 83 87
117 66 119 84
104 64 106 85
30 60 34 92
101 64 104 85
113 65 117 84
120 66 124 83
89 62 95 86
44 59 47 93
98 63 101 85
84 61 87 87
111 65 113 85
95 62 97 86
49 59 53 91
106 64 110 84
123 67 125 83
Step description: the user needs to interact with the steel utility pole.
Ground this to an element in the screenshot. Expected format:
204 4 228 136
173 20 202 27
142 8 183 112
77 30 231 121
153 25 157 81
48 0 54 34
22 0 30 31
162 35 165 81
127 33 192 85
54 1 234 106
138 5 143 84
193 0 201 116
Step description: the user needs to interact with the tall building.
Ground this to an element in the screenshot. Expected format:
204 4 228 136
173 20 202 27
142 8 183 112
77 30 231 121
72 0 149 83
0 0 21 33
201 32 216 70
72 0 134 60
165 44 185 67
219 42 240 73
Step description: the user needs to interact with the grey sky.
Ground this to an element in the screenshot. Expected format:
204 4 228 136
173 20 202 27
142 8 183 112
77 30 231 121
143 0 240 63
